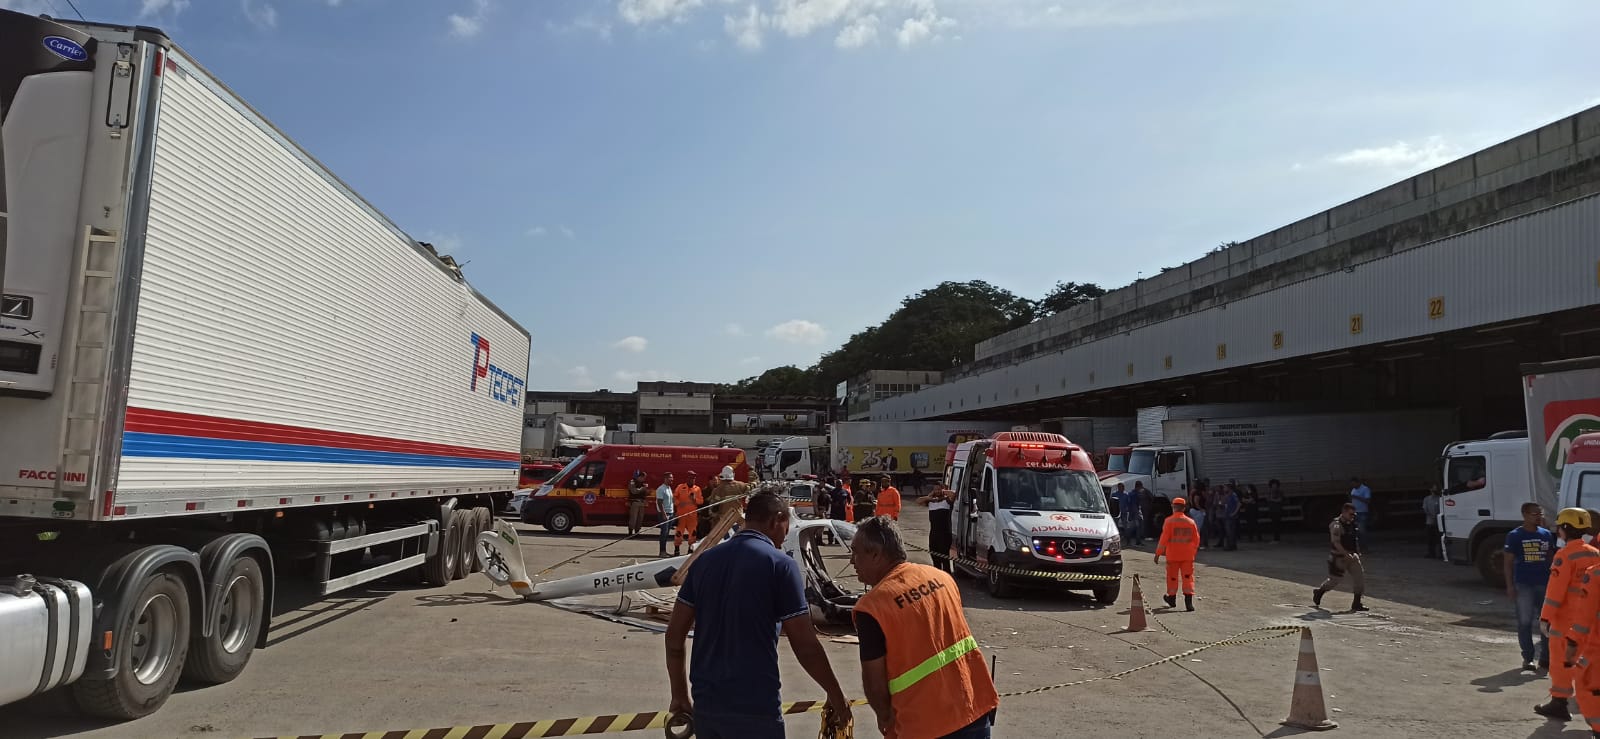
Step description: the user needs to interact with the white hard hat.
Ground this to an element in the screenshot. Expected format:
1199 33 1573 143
720 465 735 481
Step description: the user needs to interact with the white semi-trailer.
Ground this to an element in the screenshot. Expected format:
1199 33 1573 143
0 10 527 719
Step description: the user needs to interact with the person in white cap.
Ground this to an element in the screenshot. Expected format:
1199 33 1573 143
701 465 752 533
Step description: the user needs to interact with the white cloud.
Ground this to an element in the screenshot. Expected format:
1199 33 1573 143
985 0 1227 30
560 225 576 239
448 0 490 38
724 322 747 336
1328 136 1460 171
567 365 597 388
895 8 956 48
620 0 704 25
139 0 191 18
766 319 827 345
835 14 879 48
613 336 649 352
525 226 548 238
615 369 672 382
725 4 767 50
740 355 764 365
242 0 278 29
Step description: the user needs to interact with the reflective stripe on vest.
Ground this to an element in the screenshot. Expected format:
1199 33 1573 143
888 635 979 695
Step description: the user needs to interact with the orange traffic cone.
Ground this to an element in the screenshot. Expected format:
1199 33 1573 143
1282 627 1338 731
1125 575 1147 632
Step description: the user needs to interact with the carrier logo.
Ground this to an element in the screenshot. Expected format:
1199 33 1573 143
469 333 525 407
1542 400 1600 477
43 36 88 62
18 469 86 483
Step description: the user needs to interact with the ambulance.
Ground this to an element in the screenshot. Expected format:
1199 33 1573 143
946 432 1123 601
523 445 749 533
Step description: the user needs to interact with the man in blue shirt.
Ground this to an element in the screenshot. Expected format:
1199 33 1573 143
1349 477 1373 535
1113 483 1142 546
1504 502 1556 672
665 492 851 738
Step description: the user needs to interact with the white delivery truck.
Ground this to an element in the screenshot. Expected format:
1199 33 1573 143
764 435 831 480
522 412 606 459
1102 408 1458 526
1440 358 1600 585
0 10 527 719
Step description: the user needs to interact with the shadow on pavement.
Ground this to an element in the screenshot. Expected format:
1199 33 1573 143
1472 667 1543 693
413 591 524 607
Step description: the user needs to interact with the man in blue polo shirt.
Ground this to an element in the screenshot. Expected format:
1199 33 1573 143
1504 502 1555 672
665 492 851 738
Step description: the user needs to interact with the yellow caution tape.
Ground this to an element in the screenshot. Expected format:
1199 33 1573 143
910 542 1125 583
247 627 1302 738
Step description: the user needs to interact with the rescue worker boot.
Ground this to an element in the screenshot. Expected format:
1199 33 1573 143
1534 697 1572 721
1162 594 1176 608
1351 595 1369 612
1185 595 1195 612
673 546 681 556
1312 588 1327 608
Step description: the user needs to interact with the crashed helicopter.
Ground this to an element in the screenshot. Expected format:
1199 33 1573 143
475 488 864 627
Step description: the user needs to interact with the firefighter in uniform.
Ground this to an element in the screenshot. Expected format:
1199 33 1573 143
1568 560 1600 733
697 465 751 539
1154 496 1200 612
673 471 704 555
877 474 903 521
851 516 998 739
1538 508 1600 722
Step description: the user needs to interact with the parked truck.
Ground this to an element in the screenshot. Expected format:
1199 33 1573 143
1440 358 1600 586
831 421 1015 486
0 10 527 719
1101 407 1459 526
522 412 606 459
1039 416 1135 468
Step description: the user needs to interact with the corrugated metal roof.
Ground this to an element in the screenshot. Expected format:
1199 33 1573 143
875 193 1600 420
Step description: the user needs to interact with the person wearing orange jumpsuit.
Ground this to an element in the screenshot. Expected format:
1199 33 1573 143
671 471 703 556
875 475 902 521
1568 560 1600 733
1154 496 1201 612
1537 508 1600 722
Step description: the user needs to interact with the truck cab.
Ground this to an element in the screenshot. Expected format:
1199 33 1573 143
1439 434 1531 585
1558 433 1600 521
767 436 827 481
948 432 1122 602
1099 444 1192 504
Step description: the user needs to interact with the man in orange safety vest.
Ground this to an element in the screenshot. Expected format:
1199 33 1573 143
1154 496 1201 612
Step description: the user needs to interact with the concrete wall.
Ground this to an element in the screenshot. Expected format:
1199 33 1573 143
970 103 1600 372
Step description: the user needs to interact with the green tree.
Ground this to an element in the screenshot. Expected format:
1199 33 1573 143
724 365 819 396
1035 280 1107 317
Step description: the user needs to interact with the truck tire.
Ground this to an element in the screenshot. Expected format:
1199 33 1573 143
73 571 193 719
423 509 461 586
1476 532 1508 588
544 505 578 535
469 508 491 573
451 510 475 581
985 567 1016 599
1093 579 1122 605
183 554 265 684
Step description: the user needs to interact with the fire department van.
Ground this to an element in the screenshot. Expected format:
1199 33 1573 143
523 445 749 533
946 432 1123 601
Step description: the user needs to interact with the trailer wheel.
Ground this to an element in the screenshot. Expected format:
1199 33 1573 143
423 509 461 586
544 506 577 535
469 508 491 573
1475 532 1508 588
183 554 265 684
1093 580 1122 605
74 571 193 719
985 567 1016 599
451 510 475 581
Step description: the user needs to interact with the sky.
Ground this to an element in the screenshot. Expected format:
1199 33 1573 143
6 0 1600 393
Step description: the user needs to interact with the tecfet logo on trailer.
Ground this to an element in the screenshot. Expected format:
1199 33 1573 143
469 332 525 407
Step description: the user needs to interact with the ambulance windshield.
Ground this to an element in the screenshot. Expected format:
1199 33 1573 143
996 468 1107 513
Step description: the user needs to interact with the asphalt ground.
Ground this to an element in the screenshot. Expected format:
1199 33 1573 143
11 508 1577 739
